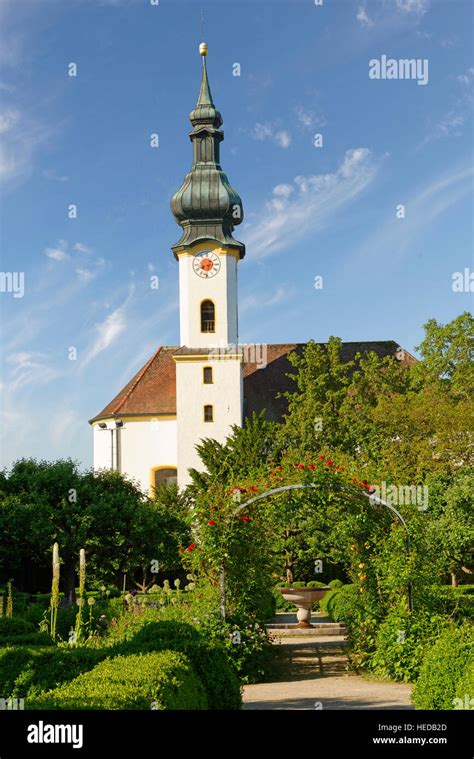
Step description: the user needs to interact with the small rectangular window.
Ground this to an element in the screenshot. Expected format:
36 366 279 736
203 367 213 384
204 405 214 422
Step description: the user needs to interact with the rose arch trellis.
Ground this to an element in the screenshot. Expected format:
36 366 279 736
219 481 412 619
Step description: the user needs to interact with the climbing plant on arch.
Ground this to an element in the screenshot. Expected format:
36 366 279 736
181 452 421 621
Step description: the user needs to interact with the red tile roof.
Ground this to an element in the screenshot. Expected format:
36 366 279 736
89 341 415 424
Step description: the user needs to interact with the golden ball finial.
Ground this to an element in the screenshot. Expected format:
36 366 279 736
199 41 208 57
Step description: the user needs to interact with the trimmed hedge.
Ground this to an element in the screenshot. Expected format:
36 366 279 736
454 660 474 708
0 646 105 699
0 617 35 636
120 622 241 710
412 622 474 710
27 651 208 710
1 619 242 709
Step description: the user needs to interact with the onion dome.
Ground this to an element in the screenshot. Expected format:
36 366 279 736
170 43 245 259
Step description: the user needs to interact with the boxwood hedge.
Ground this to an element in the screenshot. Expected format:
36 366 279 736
27 651 208 710
412 622 474 710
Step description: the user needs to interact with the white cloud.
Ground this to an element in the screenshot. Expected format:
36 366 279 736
295 105 326 131
81 287 134 369
273 184 294 198
252 122 292 149
395 0 429 15
243 148 381 259
355 163 473 267
45 241 68 261
0 108 19 134
73 242 93 254
6 351 60 392
356 6 374 27
421 67 474 144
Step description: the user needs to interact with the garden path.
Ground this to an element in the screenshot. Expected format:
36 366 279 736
242 614 413 711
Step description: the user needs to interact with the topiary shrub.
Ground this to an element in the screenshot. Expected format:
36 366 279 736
328 579 344 589
291 582 306 588
27 651 208 710
306 581 325 588
412 622 474 709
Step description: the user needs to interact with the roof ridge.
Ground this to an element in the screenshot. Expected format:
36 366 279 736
112 346 163 414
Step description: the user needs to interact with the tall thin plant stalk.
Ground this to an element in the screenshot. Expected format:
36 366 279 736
50 543 60 639
75 549 86 642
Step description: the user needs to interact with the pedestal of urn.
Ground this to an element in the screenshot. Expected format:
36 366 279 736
277 587 331 628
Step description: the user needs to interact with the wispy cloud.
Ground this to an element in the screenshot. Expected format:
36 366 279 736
80 286 135 369
354 162 473 267
420 67 474 145
294 105 326 131
252 122 291 149
356 5 374 28
395 0 429 16
242 148 382 259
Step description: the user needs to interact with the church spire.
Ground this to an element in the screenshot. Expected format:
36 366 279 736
170 42 245 259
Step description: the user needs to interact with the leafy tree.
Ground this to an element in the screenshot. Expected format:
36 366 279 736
0 460 189 600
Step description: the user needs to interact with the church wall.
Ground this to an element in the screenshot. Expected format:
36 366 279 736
92 417 177 495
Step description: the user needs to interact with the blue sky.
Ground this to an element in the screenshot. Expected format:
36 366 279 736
0 0 473 469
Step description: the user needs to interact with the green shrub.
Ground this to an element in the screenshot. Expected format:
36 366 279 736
291 582 306 588
121 625 241 710
412 622 474 709
0 646 105 698
371 608 448 682
0 617 35 637
454 660 474 709
307 581 325 588
0 633 54 647
319 588 340 617
27 651 208 710
328 579 344 589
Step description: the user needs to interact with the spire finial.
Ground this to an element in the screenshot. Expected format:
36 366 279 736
199 41 208 57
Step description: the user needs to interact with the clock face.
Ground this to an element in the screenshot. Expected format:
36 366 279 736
192 250 221 279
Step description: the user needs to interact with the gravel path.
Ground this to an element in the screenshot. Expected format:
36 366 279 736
243 635 413 711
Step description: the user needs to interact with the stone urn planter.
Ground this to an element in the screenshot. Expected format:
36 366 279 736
277 586 331 628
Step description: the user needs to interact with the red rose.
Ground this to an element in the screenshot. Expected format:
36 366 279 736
187 543 196 552
318 455 325 460
179 548 184 553
208 520 216 526
250 486 258 493
297 464 305 469
326 460 334 467
309 464 315 470
242 516 250 523
277 466 282 471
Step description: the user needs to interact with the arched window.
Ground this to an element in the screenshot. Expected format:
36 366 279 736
203 405 214 423
151 467 177 493
201 300 215 333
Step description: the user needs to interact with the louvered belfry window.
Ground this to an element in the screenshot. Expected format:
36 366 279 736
201 300 215 332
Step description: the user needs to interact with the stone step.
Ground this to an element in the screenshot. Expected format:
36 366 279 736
268 623 347 636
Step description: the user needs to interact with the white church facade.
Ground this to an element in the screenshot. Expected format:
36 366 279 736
90 44 410 494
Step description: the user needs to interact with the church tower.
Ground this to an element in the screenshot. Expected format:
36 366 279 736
170 42 245 487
